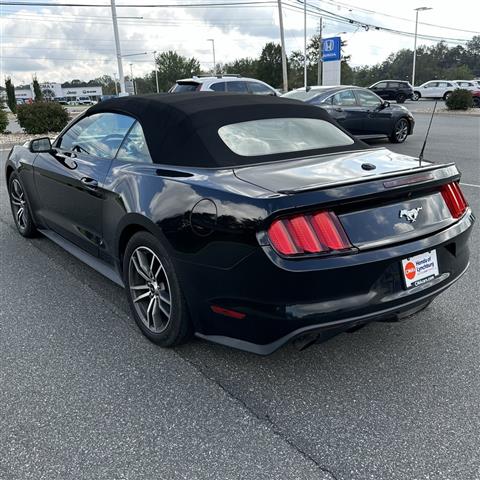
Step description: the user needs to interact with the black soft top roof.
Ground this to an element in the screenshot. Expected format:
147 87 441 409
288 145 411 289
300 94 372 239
88 92 367 168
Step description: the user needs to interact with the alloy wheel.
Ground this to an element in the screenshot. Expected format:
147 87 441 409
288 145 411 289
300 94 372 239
10 179 28 231
128 246 172 334
395 119 408 143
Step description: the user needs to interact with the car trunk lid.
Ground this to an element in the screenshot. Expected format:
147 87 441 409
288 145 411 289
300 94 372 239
234 148 428 194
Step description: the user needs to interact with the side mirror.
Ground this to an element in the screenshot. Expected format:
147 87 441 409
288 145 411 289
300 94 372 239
29 137 52 153
378 101 390 110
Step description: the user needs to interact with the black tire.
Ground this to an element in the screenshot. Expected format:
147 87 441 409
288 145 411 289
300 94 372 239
123 231 192 347
389 118 409 144
8 173 37 238
473 97 480 108
412 91 421 101
396 93 406 104
443 91 452 101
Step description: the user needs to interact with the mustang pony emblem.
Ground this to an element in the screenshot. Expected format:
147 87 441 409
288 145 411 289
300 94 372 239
399 207 423 223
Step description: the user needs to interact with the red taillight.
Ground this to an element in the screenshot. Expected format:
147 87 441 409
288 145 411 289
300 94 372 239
441 182 468 219
267 211 351 256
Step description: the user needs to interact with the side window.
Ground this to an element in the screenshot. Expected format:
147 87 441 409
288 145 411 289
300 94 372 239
247 81 275 95
355 89 382 107
308 95 324 106
59 113 135 159
388 82 400 88
226 81 248 93
332 90 357 106
210 82 226 92
373 82 388 89
116 121 152 164
438 82 448 88
426 82 437 88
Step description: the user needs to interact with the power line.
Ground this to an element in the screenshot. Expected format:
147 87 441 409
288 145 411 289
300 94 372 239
317 0 480 35
0 1 276 7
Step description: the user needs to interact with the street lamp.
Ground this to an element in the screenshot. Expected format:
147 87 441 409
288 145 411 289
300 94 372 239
207 39 216 75
153 50 159 93
412 6 432 87
129 63 136 95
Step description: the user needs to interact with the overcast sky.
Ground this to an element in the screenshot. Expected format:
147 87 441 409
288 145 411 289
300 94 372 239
1 0 479 85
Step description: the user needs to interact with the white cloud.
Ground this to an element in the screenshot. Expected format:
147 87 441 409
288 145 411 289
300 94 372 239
0 0 478 85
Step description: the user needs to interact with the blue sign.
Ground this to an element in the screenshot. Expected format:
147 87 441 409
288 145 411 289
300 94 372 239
322 36 341 62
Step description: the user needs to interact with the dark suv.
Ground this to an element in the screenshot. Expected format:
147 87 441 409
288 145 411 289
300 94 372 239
369 80 413 104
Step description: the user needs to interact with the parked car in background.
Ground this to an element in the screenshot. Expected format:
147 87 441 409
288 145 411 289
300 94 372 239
412 81 457 101
472 90 480 107
76 96 95 105
169 75 277 95
369 80 413 103
451 80 477 91
55 97 69 105
283 86 414 143
98 95 118 102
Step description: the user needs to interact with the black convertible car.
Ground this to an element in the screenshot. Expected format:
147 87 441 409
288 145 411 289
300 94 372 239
283 86 415 143
6 93 473 354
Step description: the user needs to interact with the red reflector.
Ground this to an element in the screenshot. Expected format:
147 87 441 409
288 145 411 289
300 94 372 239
211 305 246 319
441 182 468 219
267 210 351 256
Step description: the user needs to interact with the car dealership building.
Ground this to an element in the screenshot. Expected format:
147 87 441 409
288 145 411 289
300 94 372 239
14 82 103 102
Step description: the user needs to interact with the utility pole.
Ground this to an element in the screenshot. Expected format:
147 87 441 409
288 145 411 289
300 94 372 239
317 17 323 85
303 0 307 88
129 63 136 95
208 39 216 74
412 7 432 87
110 0 125 94
113 73 118 95
277 0 288 92
153 50 159 93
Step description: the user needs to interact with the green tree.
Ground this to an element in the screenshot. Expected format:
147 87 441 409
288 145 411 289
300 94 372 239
257 42 284 89
224 58 259 78
32 76 43 101
155 51 201 91
5 77 17 113
0 98 8 133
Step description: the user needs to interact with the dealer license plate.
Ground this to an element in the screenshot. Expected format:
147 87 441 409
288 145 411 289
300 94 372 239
401 250 440 289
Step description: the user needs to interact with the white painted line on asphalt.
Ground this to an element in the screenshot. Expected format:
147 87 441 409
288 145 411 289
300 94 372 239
461 182 480 188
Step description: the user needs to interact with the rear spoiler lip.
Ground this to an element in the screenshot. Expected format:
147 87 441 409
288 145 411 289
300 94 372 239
277 162 458 194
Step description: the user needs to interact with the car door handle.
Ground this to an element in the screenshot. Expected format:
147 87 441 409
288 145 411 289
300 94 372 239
81 177 98 189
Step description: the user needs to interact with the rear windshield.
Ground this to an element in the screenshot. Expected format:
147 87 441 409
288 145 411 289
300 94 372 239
171 82 199 93
218 118 354 157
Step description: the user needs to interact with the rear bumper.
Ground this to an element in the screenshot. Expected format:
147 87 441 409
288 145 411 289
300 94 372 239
178 211 474 354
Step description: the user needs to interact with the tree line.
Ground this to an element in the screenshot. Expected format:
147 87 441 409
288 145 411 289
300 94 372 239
5 35 480 103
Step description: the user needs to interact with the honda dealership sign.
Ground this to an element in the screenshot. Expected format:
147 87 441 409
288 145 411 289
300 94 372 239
322 36 342 86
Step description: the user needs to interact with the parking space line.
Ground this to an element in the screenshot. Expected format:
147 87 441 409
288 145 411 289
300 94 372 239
461 182 480 188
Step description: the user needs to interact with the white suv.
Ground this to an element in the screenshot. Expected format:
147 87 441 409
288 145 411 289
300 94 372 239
169 75 277 96
452 80 478 91
412 81 457 101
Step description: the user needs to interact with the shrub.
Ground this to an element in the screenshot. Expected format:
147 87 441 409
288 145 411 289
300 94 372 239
5 77 17 113
446 89 473 110
17 101 69 134
0 101 8 133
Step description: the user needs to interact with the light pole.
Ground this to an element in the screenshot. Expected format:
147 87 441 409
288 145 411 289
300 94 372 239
303 0 307 88
412 7 432 87
153 50 159 93
129 63 136 95
277 0 288 92
110 0 125 94
207 39 216 75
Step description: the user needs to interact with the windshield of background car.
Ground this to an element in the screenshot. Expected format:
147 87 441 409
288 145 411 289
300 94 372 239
218 117 354 157
171 82 199 92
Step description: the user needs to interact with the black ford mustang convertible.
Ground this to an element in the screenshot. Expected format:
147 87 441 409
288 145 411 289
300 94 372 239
6 93 474 354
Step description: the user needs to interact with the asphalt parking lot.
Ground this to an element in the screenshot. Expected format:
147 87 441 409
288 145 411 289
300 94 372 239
0 113 479 480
